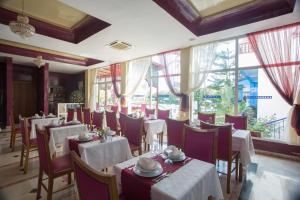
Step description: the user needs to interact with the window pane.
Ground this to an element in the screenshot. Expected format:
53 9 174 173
238 37 260 67
193 71 235 123
238 68 291 140
211 40 236 70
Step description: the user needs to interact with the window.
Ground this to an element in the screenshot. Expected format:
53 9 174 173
94 67 120 110
191 37 291 141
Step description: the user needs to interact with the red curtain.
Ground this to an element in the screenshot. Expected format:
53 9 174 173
155 51 189 112
247 22 300 105
110 63 121 98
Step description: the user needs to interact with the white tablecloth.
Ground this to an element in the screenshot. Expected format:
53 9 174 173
144 119 167 145
64 136 132 171
113 152 224 200
233 129 255 166
49 124 87 156
30 117 59 138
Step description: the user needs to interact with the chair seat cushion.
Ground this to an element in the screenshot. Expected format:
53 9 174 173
52 154 72 174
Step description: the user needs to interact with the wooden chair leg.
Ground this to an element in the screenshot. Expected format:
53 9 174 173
227 161 232 193
67 173 72 185
10 131 13 148
138 147 142 156
20 145 24 167
36 169 43 200
235 155 239 181
23 147 30 174
11 131 16 151
239 162 243 182
47 177 54 200
160 132 163 146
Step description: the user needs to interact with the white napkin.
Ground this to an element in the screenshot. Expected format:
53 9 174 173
137 157 157 171
48 113 55 117
149 114 157 120
34 114 40 118
165 145 182 159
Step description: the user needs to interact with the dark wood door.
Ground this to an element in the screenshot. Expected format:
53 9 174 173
13 81 37 122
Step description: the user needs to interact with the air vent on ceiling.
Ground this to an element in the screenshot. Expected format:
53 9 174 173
107 40 132 50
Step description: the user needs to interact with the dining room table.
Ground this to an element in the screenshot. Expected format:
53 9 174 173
113 152 224 200
63 135 133 171
30 116 60 138
144 118 167 146
47 123 88 156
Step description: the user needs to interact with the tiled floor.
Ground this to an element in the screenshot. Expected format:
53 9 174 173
0 129 299 200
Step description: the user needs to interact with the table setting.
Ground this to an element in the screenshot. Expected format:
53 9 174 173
114 145 223 200
30 114 60 138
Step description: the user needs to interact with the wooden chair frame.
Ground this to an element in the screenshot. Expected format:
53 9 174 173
9 111 20 151
198 112 216 124
183 125 218 165
36 127 72 200
200 121 242 193
19 117 37 174
71 151 119 200
225 114 248 129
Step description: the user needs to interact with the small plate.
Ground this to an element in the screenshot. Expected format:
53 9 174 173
162 152 186 162
133 164 163 178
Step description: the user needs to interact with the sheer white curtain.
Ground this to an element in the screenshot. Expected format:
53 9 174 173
188 42 217 93
124 57 151 97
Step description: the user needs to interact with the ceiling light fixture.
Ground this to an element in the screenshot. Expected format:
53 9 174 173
9 0 35 38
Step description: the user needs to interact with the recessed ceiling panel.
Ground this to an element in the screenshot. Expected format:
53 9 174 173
0 0 87 29
189 0 256 17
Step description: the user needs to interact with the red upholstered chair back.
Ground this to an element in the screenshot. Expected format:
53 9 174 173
119 112 127 135
200 121 232 161
166 118 189 149
225 114 247 130
105 111 118 132
120 107 128 115
123 115 143 146
76 108 83 123
141 103 146 113
92 111 104 130
36 126 52 175
20 118 30 146
157 109 170 120
83 108 91 125
71 151 119 200
145 108 155 117
183 125 218 164
198 112 216 124
111 105 119 113
67 109 75 122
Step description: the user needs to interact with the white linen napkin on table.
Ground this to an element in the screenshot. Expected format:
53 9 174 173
137 157 157 171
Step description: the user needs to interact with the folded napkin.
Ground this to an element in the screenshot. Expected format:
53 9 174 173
165 145 182 159
34 114 40 118
137 157 157 171
48 113 55 117
149 114 157 120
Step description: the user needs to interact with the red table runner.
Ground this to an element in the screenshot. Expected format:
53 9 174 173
68 135 100 155
121 155 192 200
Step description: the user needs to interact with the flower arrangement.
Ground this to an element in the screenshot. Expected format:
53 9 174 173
70 90 84 103
96 127 110 142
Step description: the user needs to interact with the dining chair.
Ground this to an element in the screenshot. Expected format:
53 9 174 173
111 105 119 113
123 115 143 155
76 107 83 123
83 108 92 129
119 112 127 136
225 114 247 130
71 151 119 200
67 108 75 122
145 108 155 118
36 126 73 200
183 125 218 164
141 103 146 113
157 109 170 120
105 110 120 134
92 111 104 130
200 121 241 193
120 107 128 115
157 109 170 145
166 118 189 149
19 117 37 174
9 111 20 151
198 112 216 124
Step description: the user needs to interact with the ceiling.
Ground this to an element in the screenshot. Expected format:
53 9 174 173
0 0 87 29
0 0 299 74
